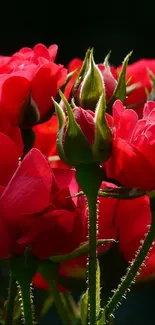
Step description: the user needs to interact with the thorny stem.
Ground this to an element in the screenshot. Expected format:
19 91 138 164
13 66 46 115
87 194 98 325
104 214 155 322
76 164 102 325
18 282 35 325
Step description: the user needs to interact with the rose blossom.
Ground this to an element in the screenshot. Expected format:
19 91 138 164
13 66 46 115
0 43 67 125
106 100 155 190
0 149 86 260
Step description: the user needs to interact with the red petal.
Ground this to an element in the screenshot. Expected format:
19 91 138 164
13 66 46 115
113 100 125 128
0 75 30 124
33 114 58 156
31 62 67 117
0 149 53 229
115 109 138 141
117 195 151 262
48 44 58 61
107 138 155 190
68 58 83 73
33 43 50 61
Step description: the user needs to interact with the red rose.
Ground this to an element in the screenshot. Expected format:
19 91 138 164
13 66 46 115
0 44 67 125
118 59 155 117
0 148 86 260
33 114 70 169
106 100 155 190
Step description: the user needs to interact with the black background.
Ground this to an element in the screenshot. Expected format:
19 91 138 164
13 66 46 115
1 1 155 67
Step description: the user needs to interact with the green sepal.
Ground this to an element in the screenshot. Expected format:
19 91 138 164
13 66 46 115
52 98 68 164
108 52 132 112
49 239 115 263
73 48 91 104
103 51 112 68
59 91 94 165
80 289 88 325
93 92 112 162
79 49 104 110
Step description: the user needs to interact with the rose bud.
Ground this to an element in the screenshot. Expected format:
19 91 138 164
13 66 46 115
53 90 112 166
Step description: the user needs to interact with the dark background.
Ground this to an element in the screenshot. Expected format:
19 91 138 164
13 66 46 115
1 1 155 67
1 2 155 324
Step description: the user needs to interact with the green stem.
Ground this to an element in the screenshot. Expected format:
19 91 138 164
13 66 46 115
76 164 102 325
5 273 17 325
105 217 155 320
87 194 98 325
19 282 35 325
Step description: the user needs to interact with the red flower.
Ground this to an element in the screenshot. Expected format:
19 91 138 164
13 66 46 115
106 100 155 190
0 44 67 125
0 149 86 260
33 114 70 169
118 59 155 117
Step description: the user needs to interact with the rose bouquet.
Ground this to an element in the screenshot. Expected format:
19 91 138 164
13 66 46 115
0 43 155 325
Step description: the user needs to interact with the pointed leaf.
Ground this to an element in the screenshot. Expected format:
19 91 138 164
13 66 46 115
80 290 88 325
108 52 132 112
104 51 112 68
